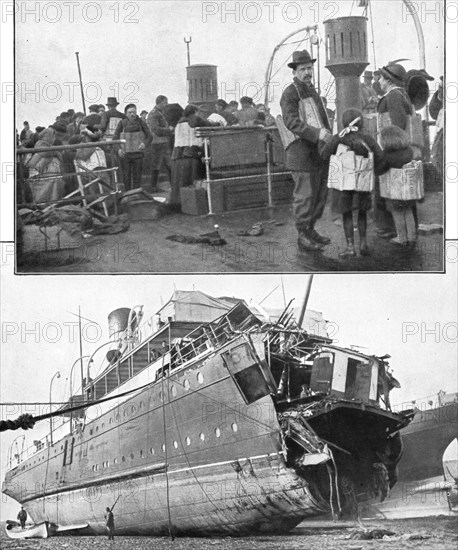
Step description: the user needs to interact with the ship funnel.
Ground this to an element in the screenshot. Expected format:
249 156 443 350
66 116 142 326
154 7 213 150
186 64 218 114
324 16 369 129
108 308 138 339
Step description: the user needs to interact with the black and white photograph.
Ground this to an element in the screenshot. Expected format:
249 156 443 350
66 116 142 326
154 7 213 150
10 0 447 273
0 265 457 547
0 1 457 549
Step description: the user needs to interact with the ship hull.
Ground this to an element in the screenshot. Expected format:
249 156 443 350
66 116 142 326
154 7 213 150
3 329 409 535
20 453 328 536
363 397 458 518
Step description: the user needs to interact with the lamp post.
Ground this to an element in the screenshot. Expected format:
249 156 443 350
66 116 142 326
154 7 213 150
49 371 61 446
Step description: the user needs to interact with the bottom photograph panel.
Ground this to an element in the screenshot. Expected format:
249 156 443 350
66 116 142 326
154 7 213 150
1 264 456 541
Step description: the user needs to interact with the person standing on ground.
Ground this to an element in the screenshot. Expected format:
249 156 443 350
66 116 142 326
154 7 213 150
429 76 444 183
375 62 413 240
320 108 383 258
113 104 152 191
17 507 27 529
280 50 332 252
147 95 174 192
105 507 115 540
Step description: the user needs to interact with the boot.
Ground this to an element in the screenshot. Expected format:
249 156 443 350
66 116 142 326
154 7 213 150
359 235 370 256
339 241 356 259
298 230 323 252
309 228 331 245
360 241 370 256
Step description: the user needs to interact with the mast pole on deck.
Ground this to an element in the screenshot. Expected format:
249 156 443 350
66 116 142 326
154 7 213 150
184 37 192 66
75 52 86 116
297 275 314 328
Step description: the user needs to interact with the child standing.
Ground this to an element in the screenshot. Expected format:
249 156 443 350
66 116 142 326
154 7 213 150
320 108 383 258
376 125 415 246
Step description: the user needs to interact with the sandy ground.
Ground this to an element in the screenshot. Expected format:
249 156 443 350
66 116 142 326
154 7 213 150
17 188 444 274
1 518 457 550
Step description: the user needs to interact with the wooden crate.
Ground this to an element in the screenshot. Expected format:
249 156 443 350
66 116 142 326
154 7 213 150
208 173 294 213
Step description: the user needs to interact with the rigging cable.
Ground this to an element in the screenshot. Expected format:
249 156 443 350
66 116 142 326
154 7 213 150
268 32 310 82
368 0 377 70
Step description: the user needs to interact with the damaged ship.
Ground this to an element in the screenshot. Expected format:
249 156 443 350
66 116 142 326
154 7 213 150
3 289 412 536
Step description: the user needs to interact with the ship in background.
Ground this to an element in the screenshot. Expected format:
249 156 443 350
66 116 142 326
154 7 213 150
3 284 413 537
363 391 458 518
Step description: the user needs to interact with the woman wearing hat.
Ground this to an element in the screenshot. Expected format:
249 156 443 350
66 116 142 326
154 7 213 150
378 64 413 132
280 50 332 252
374 63 414 240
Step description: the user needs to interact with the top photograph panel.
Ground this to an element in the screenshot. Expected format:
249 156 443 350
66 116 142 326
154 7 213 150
14 0 445 273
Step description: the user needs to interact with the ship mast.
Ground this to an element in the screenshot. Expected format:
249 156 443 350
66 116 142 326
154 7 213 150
297 275 313 328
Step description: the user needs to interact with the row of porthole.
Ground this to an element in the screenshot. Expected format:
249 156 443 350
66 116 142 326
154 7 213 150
88 372 206 436
89 423 239 472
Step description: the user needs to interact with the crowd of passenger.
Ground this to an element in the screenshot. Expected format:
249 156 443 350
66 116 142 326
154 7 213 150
16 95 279 208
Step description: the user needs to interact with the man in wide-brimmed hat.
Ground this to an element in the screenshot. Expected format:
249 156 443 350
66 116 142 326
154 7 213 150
100 97 125 141
280 50 332 252
99 97 126 179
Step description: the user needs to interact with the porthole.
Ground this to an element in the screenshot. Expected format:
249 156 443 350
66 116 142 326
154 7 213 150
185 437 191 446
122 456 126 462
161 444 166 452
114 458 118 465
150 447 155 455
214 427 221 438
173 441 178 449
109 418 113 425
102 423 105 429
139 401 144 409
171 386 177 397
96 426 99 433
199 433 205 441
159 391 163 401
89 429 93 435
197 372 204 384
231 423 238 432
116 414 120 422
184 379 190 390
130 453 135 460
140 450 144 458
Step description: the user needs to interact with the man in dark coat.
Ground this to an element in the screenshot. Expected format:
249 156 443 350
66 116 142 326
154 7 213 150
280 50 332 251
99 97 126 179
105 507 114 540
17 507 27 529
100 97 126 141
147 95 174 191
113 104 152 190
